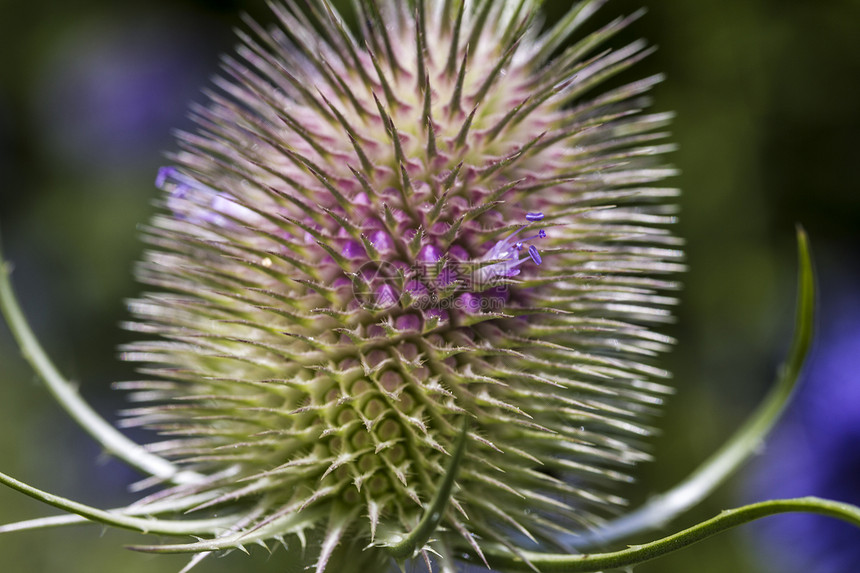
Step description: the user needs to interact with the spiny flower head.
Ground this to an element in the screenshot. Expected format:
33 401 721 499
117 0 681 570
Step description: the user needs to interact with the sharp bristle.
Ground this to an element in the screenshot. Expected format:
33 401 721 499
362 0 403 79
470 36 523 106
464 0 496 59
453 106 478 149
540 10 646 87
534 0 610 64
423 74 438 159
372 92 407 167
319 91 376 173
414 0 429 93
365 40 401 111
447 44 470 117
444 0 467 77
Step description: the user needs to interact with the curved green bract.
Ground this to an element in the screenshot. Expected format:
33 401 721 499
571 227 816 548
470 497 860 572
0 232 199 485
0 491 231 534
384 417 470 560
0 469 232 536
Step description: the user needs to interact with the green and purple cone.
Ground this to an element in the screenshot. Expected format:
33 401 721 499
116 0 681 570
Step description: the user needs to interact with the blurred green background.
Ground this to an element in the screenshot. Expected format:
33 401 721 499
1 0 858 571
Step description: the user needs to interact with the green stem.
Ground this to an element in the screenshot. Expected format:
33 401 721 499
572 227 815 548
0 238 199 484
471 497 860 572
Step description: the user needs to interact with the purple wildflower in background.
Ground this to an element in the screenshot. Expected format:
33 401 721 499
33 13 212 171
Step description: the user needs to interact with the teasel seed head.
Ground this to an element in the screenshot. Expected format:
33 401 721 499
118 0 682 569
